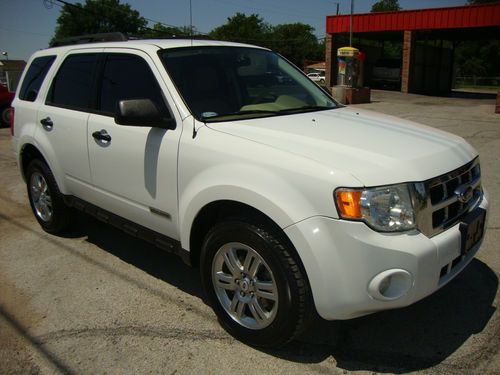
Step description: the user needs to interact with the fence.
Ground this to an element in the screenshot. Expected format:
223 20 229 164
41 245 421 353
454 77 500 89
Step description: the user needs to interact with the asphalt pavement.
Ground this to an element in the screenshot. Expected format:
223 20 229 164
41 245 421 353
0 90 498 374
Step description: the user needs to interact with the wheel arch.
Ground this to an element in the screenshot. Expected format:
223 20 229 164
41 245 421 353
20 143 49 182
188 200 296 267
18 142 67 194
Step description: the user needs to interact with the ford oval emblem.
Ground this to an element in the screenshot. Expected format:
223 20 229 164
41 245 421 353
455 185 474 204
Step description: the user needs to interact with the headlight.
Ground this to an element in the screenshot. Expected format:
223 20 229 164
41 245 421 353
335 184 416 232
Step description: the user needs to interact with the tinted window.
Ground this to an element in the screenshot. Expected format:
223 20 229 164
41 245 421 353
19 56 56 102
48 54 97 110
99 54 166 115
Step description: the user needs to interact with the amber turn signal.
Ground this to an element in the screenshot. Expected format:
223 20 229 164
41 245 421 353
336 190 362 219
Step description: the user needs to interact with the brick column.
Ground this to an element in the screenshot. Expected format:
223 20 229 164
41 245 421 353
401 30 415 93
325 34 334 87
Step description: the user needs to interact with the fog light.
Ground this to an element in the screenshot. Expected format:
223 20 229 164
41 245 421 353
379 275 392 295
368 269 412 301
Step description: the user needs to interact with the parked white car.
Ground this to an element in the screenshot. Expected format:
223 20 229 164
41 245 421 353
11 35 488 347
307 72 326 84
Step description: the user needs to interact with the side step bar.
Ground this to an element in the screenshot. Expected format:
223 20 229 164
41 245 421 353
64 195 191 266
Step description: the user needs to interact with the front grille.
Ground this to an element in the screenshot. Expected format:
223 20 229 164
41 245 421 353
412 158 482 237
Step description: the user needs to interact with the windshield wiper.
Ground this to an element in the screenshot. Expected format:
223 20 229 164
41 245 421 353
277 105 335 114
201 109 280 121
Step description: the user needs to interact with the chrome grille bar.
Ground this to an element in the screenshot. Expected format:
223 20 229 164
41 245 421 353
411 158 482 238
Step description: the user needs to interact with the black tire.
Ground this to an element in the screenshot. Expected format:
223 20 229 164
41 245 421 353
0 106 11 127
320 78 325 85
26 159 73 234
200 220 312 347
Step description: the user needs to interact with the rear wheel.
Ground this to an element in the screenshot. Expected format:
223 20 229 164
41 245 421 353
0 106 11 127
201 220 312 347
26 159 73 234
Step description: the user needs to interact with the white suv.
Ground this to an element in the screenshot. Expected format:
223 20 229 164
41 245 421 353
11 35 488 347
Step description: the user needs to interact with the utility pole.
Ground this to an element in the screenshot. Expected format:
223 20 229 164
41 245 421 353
350 0 354 46
333 2 340 15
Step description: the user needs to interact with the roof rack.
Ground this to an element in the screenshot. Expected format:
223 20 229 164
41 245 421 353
143 34 214 40
50 32 128 47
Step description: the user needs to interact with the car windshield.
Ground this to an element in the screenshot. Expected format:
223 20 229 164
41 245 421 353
159 46 338 122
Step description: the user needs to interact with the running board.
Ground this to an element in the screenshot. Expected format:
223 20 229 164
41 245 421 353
64 195 191 266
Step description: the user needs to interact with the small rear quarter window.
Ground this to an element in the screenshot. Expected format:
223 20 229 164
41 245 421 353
19 55 56 102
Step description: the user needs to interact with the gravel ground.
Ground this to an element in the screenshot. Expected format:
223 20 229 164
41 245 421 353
0 90 499 374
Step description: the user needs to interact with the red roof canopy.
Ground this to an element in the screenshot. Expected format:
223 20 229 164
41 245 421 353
326 3 500 34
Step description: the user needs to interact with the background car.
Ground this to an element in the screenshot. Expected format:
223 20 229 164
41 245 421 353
0 83 14 127
307 72 325 85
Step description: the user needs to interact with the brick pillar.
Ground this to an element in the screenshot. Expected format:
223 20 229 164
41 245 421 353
325 34 334 87
401 30 415 93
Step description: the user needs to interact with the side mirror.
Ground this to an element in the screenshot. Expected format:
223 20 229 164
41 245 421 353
114 99 175 129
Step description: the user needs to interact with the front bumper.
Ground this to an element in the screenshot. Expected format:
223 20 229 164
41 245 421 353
284 190 489 320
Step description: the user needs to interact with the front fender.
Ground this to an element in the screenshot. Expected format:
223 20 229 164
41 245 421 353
179 163 314 250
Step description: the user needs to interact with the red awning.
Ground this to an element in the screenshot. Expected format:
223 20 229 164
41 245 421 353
326 3 500 34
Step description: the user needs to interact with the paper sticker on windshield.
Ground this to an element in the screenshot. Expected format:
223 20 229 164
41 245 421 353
202 112 218 118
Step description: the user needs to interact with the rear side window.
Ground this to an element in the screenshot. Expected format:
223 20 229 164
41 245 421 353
99 54 166 115
48 54 97 111
19 56 56 102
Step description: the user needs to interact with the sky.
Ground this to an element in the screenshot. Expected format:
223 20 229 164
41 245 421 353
1 0 470 61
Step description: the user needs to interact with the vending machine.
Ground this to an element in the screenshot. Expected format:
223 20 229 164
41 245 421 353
337 47 360 87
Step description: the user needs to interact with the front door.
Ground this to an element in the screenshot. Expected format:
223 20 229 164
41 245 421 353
87 51 182 239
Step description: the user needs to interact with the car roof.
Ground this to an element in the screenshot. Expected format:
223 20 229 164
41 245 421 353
36 39 267 56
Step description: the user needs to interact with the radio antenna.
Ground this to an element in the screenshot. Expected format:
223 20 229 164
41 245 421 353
189 0 193 46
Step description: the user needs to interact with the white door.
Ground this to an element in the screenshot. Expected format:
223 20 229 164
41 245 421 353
87 51 182 239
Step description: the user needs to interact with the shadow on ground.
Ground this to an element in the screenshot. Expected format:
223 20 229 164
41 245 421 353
73 213 204 299
268 260 498 373
76 212 498 373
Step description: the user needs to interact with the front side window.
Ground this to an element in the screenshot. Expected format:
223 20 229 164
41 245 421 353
99 54 166 115
19 55 56 102
159 46 337 122
47 54 97 111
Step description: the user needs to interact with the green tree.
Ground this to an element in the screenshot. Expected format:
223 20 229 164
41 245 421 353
455 40 500 78
209 13 323 67
52 0 146 43
371 0 401 12
209 13 271 46
140 23 196 38
270 23 322 67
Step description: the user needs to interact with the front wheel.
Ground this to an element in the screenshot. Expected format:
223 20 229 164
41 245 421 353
201 220 312 347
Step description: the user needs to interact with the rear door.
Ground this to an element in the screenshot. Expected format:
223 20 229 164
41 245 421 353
36 51 99 197
87 50 182 238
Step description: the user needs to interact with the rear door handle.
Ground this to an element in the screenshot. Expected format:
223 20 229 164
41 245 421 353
92 129 111 143
40 117 53 130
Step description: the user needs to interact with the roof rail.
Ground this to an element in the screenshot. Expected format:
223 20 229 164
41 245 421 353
50 32 128 47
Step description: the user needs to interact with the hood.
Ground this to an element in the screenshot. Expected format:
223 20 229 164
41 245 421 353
207 107 477 186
